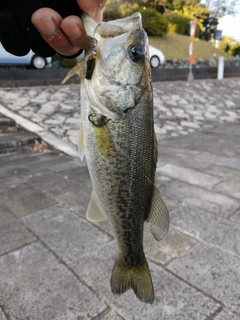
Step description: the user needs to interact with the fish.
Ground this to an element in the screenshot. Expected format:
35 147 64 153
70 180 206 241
62 12 169 304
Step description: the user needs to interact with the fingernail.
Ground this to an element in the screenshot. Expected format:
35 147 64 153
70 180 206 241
94 10 103 23
94 3 105 23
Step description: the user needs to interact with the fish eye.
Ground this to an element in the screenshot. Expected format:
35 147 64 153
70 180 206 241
131 46 144 56
129 45 145 63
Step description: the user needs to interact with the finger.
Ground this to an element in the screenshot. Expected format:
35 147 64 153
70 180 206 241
76 0 107 22
32 8 81 56
60 15 86 50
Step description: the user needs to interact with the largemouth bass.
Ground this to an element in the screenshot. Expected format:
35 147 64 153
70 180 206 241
63 12 169 304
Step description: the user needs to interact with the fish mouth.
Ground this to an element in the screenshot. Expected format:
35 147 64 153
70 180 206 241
83 12 147 81
81 12 148 120
98 12 143 38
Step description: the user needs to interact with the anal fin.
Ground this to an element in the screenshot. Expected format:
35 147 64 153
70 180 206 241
146 186 169 241
86 190 107 222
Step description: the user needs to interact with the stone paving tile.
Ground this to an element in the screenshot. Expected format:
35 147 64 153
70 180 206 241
167 243 240 315
0 150 39 161
0 151 52 172
54 188 91 218
28 168 78 190
22 204 113 264
214 309 240 320
159 125 239 158
155 174 172 188
0 309 7 320
203 163 240 180
0 182 57 218
159 180 239 218
21 153 76 172
194 153 240 171
0 153 72 182
0 165 31 189
0 203 36 255
72 242 219 320
213 179 240 199
144 226 197 265
0 242 107 320
0 78 240 318
27 166 91 197
170 204 240 256
48 157 82 172
101 310 124 320
230 209 240 223
157 163 222 189
156 151 210 172
0 79 239 147
60 165 91 183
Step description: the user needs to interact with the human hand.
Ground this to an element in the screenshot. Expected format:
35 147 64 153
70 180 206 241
32 1 106 57
0 0 106 58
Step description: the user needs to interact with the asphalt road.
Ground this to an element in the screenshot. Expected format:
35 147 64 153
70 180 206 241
1 64 240 87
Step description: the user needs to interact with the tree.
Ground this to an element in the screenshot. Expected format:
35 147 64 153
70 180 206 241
200 16 218 40
103 0 121 20
167 12 191 35
219 36 240 56
140 7 168 36
200 0 240 18
166 1 212 37
181 3 211 27
119 2 141 17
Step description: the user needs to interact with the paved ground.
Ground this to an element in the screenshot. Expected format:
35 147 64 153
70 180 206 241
0 78 240 319
0 79 239 150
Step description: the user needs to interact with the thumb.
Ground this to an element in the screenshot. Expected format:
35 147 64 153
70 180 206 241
76 0 106 23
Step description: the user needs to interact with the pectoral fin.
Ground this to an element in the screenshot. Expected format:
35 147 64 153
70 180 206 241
78 126 85 161
86 190 107 222
146 186 169 241
91 119 116 160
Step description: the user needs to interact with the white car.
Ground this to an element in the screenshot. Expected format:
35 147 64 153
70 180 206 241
0 43 52 69
149 45 165 68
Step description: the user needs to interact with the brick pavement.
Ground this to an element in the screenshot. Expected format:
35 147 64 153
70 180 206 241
0 79 240 319
0 79 239 149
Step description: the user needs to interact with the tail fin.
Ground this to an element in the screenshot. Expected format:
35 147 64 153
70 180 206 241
110 257 154 304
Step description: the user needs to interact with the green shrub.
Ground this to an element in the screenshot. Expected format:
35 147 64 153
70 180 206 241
103 1 121 21
119 2 140 17
139 8 168 37
218 36 240 57
167 12 191 36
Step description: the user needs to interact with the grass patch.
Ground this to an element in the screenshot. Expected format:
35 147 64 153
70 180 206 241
149 33 232 60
